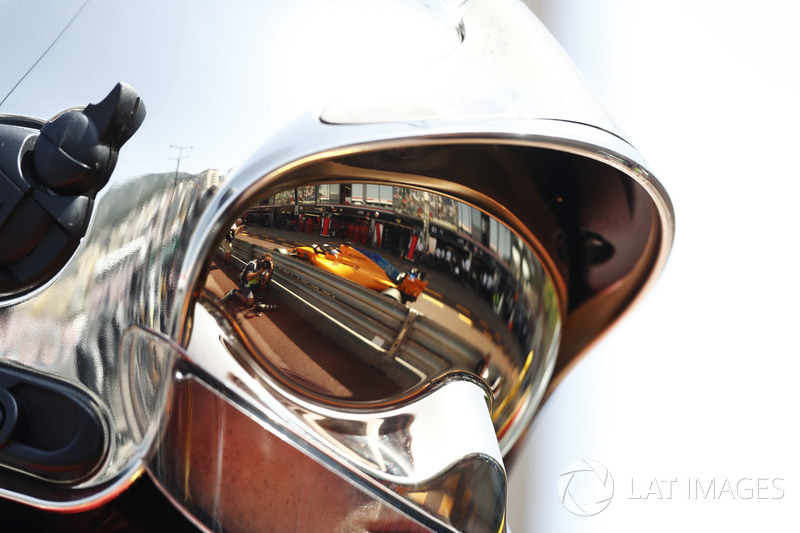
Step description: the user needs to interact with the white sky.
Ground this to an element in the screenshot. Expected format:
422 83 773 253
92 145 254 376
510 1 800 531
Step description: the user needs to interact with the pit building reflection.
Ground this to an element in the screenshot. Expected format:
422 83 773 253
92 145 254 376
245 183 536 328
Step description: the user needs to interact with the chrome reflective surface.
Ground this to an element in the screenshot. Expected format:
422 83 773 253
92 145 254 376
198 172 562 452
128 321 506 532
0 164 216 503
157 150 566 531
0 0 673 530
322 0 621 132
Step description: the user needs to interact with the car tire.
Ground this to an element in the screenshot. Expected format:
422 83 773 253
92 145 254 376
381 288 404 304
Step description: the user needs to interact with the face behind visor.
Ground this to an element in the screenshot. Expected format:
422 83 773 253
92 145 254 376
0 0 673 531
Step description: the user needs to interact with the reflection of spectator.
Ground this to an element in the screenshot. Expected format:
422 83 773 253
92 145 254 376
220 252 273 307
222 218 244 265
357 222 368 246
414 234 425 263
445 248 454 276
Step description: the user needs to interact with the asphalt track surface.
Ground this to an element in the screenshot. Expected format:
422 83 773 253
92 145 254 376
206 255 404 400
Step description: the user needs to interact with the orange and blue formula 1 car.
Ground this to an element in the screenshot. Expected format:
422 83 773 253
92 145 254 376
288 243 427 303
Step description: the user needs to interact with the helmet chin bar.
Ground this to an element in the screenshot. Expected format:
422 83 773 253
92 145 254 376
126 315 507 532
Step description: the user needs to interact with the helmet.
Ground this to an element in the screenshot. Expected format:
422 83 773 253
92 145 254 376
0 0 673 531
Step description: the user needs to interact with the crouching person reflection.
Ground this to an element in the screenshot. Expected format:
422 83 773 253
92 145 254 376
169 379 430 533
220 252 274 311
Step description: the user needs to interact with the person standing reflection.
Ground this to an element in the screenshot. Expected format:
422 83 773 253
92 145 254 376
222 218 244 266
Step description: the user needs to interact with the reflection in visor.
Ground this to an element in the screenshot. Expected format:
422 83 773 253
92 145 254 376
205 180 562 449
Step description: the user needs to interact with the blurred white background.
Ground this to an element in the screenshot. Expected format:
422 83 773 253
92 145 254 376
510 1 800 531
